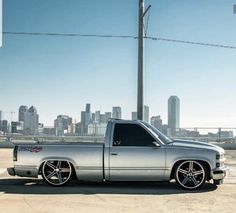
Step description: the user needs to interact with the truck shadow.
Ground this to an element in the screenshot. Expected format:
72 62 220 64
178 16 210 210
0 178 217 195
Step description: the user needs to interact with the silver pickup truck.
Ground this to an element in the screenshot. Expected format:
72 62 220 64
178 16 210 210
8 119 228 190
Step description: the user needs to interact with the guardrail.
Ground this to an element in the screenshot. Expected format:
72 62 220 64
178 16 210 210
175 127 236 142
0 127 235 143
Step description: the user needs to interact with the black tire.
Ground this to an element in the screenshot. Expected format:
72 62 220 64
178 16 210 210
174 160 206 190
41 160 74 186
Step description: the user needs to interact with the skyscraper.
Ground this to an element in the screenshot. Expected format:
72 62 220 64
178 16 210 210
18 105 28 122
168 96 180 136
23 106 39 135
151 116 163 130
144 105 149 123
131 112 137 120
84 103 92 125
95 111 101 123
0 110 2 121
54 115 72 136
112 107 121 119
100 114 106 123
0 110 2 132
76 104 92 135
105 112 112 122
86 103 91 113
2 120 8 133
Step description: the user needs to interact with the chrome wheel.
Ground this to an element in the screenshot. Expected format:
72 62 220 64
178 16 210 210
175 160 206 190
42 160 73 186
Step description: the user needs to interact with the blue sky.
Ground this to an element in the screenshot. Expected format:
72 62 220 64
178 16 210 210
0 0 2 47
0 0 236 127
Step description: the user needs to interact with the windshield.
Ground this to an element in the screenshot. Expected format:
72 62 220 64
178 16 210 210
142 122 173 144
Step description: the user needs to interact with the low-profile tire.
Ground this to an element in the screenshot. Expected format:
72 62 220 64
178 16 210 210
175 160 206 190
42 160 73 186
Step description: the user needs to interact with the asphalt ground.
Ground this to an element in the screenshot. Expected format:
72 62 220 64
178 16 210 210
0 148 236 213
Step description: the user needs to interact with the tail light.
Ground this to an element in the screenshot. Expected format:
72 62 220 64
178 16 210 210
13 145 18 161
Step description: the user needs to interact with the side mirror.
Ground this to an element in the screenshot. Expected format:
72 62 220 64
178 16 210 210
113 140 122 146
152 141 161 147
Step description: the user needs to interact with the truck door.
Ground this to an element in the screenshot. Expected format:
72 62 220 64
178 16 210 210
109 123 166 181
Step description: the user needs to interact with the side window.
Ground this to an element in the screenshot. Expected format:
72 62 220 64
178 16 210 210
113 123 155 146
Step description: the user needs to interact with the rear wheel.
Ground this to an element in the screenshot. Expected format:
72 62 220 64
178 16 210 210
175 160 206 190
42 160 73 186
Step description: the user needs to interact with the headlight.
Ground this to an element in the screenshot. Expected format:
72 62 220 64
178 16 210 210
216 153 220 160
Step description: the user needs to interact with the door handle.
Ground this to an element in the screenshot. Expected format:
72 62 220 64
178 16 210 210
111 152 118 156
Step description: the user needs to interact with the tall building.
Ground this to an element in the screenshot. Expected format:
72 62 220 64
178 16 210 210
144 105 149 123
168 96 180 136
0 110 2 132
92 113 95 122
100 114 106 123
76 104 92 135
112 106 121 119
151 116 163 130
86 104 91 113
2 120 8 133
105 112 111 122
131 112 137 120
11 121 23 134
81 111 86 124
23 106 39 135
54 115 72 136
0 110 2 121
95 111 101 123
18 105 28 122
82 104 92 125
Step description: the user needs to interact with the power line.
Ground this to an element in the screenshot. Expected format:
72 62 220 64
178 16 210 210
3 31 236 50
3 31 137 39
147 36 236 50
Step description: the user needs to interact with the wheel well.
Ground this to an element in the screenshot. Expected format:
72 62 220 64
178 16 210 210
38 160 76 177
170 160 211 181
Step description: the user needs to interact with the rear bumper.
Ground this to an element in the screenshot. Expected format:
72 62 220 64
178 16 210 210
212 166 228 180
7 166 38 178
7 167 15 176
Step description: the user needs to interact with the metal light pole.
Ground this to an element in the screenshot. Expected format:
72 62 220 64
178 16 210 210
137 0 150 120
137 0 144 120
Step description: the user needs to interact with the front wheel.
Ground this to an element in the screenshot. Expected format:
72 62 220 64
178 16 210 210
175 160 206 190
42 160 73 186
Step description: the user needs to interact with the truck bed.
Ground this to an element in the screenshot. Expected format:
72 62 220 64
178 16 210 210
14 142 105 181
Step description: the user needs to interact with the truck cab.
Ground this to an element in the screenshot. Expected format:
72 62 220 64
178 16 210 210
104 119 167 181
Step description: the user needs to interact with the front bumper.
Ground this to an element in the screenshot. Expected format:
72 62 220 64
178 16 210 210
7 167 15 176
212 166 228 180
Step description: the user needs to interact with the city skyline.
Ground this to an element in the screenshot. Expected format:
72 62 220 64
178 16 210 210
1 99 235 139
0 0 236 127
1 97 236 128
1 96 236 129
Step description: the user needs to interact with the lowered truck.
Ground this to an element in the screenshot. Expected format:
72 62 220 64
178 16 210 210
8 119 228 190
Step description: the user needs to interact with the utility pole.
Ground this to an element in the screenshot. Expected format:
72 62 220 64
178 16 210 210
137 0 151 120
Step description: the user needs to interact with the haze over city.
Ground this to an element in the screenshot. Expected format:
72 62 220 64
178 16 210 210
0 0 236 127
